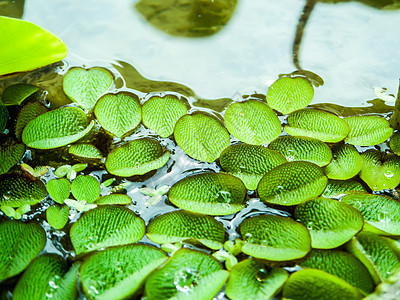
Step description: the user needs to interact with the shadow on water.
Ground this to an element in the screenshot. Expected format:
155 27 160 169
0 0 25 18
135 0 238 37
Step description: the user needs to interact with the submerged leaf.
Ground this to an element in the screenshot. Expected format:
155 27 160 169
174 113 230 162
0 16 67 76
224 100 281 145
0 100 7 132
105 138 170 177
0 174 46 207
1 84 39 106
70 206 145 255
22 107 94 149
63 67 113 110
239 215 311 261
81 244 167 300
0 221 46 280
147 210 225 250
94 92 141 137
142 95 187 137
266 77 314 114
0 139 25 175
168 172 247 215
145 248 229 300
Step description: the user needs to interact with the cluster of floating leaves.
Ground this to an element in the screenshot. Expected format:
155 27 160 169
1 65 400 300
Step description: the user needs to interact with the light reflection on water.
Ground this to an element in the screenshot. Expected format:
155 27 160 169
19 0 400 107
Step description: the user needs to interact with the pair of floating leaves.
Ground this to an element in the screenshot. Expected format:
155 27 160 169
219 144 287 190
322 179 367 198
0 221 46 281
68 144 103 159
168 172 247 215
240 215 311 261
343 193 400 236
22 107 94 149
346 232 400 284
257 161 328 206
0 16 67 76
282 268 364 300
224 100 281 145
147 210 225 250
105 138 170 176
0 139 25 175
80 244 167 299
267 77 314 114
15 101 48 140
359 149 400 191
13 254 80 300
225 259 288 300
0 174 46 207
46 205 70 230
269 135 332 167
295 197 363 249
71 175 101 203
324 144 362 180
94 92 141 138
300 249 374 296
63 67 113 110
174 113 230 162
285 108 350 142
47 178 70 204
142 95 187 137
145 248 229 300
70 206 145 255
344 115 394 146
1 84 39 106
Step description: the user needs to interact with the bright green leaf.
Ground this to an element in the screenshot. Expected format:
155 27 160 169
71 175 101 203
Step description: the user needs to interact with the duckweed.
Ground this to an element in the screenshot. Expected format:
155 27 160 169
1 64 399 300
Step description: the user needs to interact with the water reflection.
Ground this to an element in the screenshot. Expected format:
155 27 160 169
135 0 238 37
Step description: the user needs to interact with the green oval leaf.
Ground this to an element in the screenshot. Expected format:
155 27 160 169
13 254 78 300
22 107 94 149
95 194 132 205
70 206 145 255
268 135 332 167
168 172 247 215
346 231 400 284
46 205 69 230
94 92 141 138
219 143 287 190
174 113 230 162
47 178 71 204
390 132 400 155
147 210 225 250
300 249 374 296
71 175 101 203
105 138 170 177
285 108 350 142
68 144 103 159
282 269 364 300
324 144 362 180
266 77 314 114
342 193 400 236
257 161 328 206
0 221 46 280
295 197 363 249
1 84 39 106
0 16 67 76
145 248 229 300
224 100 281 145
62 67 113 110
322 179 367 199
0 138 25 175
225 259 288 300
240 214 311 261
359 149 400 191
0 174 46 207
142 95 187 138
344 115 394 146
81 244 167 299
15 101 48 140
